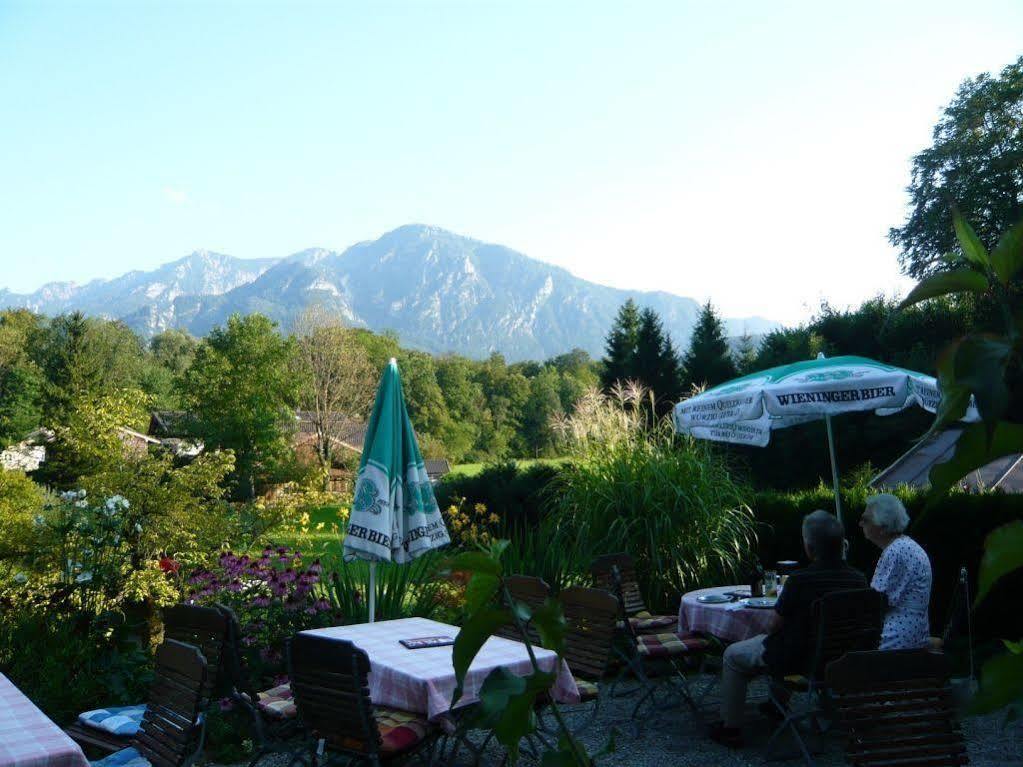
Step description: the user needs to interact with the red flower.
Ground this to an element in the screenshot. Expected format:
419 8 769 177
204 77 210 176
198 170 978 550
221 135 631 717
158 555 181 575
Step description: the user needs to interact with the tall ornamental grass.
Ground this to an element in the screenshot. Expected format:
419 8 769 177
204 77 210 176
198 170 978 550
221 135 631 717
545 384 755 612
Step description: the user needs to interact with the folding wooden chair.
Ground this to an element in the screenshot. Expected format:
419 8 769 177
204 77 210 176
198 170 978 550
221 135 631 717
89 639 209 767
67 603 231 754
494 575 551 645
288 634 440 767
827 649 968 767
590 553 677 634
553 586 619 732
765 588 884 767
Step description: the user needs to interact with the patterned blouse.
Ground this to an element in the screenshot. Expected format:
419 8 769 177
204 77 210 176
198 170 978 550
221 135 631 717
871 535 932 650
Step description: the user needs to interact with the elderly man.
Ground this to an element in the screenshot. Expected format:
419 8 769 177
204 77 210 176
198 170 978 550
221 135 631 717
709 510 867 747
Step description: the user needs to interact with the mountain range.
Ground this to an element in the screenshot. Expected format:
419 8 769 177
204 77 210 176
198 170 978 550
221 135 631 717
0 225 779 362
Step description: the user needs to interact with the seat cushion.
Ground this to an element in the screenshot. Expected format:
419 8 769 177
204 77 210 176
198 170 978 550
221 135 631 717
636 631 710 658
257 683 297 720
90 747 151 767
783 674 809 689
78 705 146 737
573 677 600 701
375 706 433 754
629 614 677 633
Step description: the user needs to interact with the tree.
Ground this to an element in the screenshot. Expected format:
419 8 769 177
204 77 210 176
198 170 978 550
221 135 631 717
519 367 564 456
889 56 1023 279
294 307 376 475
180 314 302 498
601 299 641 390
0 310 44 445
733 329 759 375
634 308 683 410
682 301 738 390
150 329 197 376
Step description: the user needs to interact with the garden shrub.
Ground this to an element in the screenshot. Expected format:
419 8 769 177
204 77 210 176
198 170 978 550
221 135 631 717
434 461 561 534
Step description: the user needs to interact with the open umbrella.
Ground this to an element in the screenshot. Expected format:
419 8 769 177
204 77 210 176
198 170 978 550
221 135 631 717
343 358 451 621
673 353 977 523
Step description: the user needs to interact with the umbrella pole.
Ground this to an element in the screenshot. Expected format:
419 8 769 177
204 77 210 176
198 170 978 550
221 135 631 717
368 561 376 623
825 415 843 525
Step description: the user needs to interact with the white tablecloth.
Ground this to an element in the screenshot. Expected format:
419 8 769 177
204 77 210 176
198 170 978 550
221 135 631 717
302 617 580 721
678 585 779 642
0 674 89 767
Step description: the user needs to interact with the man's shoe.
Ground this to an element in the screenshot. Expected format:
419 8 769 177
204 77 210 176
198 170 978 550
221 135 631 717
708 721 744 748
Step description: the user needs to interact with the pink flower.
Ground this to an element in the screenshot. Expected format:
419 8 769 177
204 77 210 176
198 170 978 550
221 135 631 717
314 598 331 612
218 697 235 712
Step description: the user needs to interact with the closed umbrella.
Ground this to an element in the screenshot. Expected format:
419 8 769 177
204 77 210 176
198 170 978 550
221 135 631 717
673 353 977 523
343 358 451 621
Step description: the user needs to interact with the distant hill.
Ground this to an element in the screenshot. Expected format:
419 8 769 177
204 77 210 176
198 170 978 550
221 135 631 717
1 225 779 362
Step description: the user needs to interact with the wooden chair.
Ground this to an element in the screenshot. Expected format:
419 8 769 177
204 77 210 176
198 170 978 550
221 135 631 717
604 563 711 724
765 588 884 767
553 586 619 732
288 633 439 767
67 603 231 754
494 575 551 645
90 639 209 767
590 553 677 634
827 650 968 767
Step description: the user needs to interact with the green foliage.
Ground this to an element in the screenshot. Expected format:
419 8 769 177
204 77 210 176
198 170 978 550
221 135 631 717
181 314 303 497
601 298 641 390
321 551 447 624
889 56 1023 280
0 310 45 445
634 307 683 410
0 470 47 563
682 300 738 391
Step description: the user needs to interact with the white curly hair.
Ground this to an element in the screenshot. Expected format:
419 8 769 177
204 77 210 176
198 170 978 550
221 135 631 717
863 493 910 535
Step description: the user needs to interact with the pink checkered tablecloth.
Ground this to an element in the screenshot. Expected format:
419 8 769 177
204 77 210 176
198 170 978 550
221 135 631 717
0 674 89 767
302 617 580 721
678 585 779 643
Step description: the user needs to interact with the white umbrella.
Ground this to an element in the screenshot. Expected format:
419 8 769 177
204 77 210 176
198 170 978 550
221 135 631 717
673 353 978 523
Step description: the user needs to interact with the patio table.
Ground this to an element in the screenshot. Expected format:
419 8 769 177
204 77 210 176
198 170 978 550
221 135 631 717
0 673 89 767
678 585 779 643
301 616 580 721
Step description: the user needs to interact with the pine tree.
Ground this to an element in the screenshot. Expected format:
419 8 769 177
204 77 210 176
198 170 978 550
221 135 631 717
634 307 683 409
734 329 759 375
601 299 641 390
682 301 738 390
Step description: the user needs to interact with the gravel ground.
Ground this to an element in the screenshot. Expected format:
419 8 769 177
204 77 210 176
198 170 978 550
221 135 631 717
218 674 1023 767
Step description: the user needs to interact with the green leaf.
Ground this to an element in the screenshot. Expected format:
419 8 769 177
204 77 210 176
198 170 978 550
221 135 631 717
969 647 1023 715
465 573 501 614
953 211 991 271
452 607 511 705
929 421 1023 500
473 666 527 727
898 268 988 309
532 597 567 655
489 538 511 561
991 217 1023 285
446 550 501 577
953 335 1012 425
477 668 556 761
977 521 1023 604
1004 639 1023 655
932 341 970 429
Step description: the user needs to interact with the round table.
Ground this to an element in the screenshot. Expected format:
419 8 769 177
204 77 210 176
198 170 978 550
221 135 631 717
677 585 778 643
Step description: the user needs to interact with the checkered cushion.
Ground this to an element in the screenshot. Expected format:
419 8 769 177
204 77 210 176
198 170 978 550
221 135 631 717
629 614 677 632
375 706 432 754
573 677 600 701
78 705 146 737
257 683 297 720
783 674 809 689
635 631 710 658
90 746 150 767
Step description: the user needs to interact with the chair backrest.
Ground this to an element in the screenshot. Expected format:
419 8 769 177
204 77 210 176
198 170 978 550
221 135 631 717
132 639 208 767
495 575 551 643
288 634 380 758
163 603 232 702
590 553 646 617
827 650 968 767
560 586 619 681
808 588 884 680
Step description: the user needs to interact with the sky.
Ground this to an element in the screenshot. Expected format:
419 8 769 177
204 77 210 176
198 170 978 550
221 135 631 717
1 1 1022 326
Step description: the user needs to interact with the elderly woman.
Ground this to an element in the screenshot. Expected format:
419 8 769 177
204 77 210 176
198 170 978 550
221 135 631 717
859 494 932 650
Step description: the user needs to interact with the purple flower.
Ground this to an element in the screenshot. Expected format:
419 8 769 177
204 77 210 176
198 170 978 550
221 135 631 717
280 568 296 584
241 635 257 647
227 579 243 592
218 697 235 712
251 596 271 608
314 598 331 612
308 560 323 575
304 606 316 616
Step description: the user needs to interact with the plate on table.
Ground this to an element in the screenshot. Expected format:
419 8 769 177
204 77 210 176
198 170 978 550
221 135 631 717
697 593 732 604
740 597 777 609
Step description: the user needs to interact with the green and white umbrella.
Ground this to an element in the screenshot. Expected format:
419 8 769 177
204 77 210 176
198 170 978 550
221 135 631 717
343 358 450 621
673 353 978 522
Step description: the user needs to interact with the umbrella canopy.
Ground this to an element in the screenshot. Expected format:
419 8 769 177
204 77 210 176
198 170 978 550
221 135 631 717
343 358 450 620
673 354 977 522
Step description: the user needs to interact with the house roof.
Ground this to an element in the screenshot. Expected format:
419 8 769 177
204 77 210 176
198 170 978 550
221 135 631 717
424 458 451 479
149 411 198 437
294 411 368 452
870 426 1023 493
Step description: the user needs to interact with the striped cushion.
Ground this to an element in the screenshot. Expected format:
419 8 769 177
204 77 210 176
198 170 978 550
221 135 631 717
78 705 146 737
375 707 432 754
90 747 150 767
635 631 710 658
629 614 676 632
573 677 600 701
257 683 297 720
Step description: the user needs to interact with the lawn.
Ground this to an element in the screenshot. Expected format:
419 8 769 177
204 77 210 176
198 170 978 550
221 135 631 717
449 457 569 477
276 502 348 559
